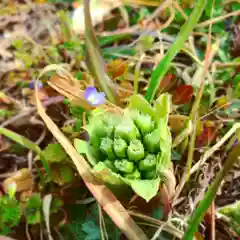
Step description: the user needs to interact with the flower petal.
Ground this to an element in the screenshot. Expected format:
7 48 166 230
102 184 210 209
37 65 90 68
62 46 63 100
85 86 97 99
85 86 105 106
29 80 43 89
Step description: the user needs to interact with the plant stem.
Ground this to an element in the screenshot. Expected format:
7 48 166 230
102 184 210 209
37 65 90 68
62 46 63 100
84 0 121 106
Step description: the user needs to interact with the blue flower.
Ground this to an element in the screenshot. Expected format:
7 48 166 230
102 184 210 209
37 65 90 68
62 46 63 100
85 86 105 106
29 80 43 89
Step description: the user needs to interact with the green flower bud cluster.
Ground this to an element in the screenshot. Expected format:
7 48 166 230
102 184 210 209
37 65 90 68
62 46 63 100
89 110 161 180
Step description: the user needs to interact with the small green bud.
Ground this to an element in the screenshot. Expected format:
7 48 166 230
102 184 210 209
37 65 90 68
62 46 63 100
124 169 141 180
113 138 127 158
103 159 118 172
143 129 160 153
115 119 139 142
133 111 154 135
100 137 115 159
139 154 156 171
114 159 134 173
143 170 157 179
127 139 145 161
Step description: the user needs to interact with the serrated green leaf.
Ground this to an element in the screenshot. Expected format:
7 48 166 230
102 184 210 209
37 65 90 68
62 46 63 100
25 193 42 225
42 143 67 163
0 196 21 233
74 139 97 166
82 221 101 240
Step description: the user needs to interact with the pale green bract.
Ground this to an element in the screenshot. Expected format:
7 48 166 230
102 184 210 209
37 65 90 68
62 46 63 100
74 93 172 202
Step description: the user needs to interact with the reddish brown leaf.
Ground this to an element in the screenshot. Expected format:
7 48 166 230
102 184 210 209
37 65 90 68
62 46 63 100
172 84 194 105
159 73 177 93
196 121 219 147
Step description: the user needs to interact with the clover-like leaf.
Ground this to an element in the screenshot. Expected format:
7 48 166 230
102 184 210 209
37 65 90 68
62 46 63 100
42 143 67 163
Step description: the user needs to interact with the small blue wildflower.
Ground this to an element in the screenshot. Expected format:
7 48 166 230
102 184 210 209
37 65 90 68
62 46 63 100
85 86 105 106
29 80 43 89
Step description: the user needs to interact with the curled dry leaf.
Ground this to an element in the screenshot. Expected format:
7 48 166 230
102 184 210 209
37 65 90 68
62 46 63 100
162 163 176 200
48 75 94 111
106 59 128 78
28 88 49 105
2 168 33 193
117 80 134 101
168 114 189 133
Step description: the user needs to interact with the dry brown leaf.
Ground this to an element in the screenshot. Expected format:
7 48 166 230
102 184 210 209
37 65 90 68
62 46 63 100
2 168 33 193
168 114 189 133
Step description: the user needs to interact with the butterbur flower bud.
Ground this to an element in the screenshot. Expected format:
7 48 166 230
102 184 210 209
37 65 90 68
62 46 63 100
127 139 145 161
103 159 117 172
114 159 134 173
113 138 127 158
132 111 154 135
139 154 156 171
100 137 115 159
143 170 157 179
124 169 141 180
115 119 140 142
143 129 160 153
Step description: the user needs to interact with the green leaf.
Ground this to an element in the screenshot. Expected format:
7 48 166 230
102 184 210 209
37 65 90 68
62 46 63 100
67 202 121 240
218 201 240 225
0 196 21 233
82 221 101 240
145 0 207 102
232 2 240 11
0 127 50 175
98 34 130 47
128 94 155 117
0 109 11 118
50 163 74 185
74 139 97 166
12 39 24 50
50 197 64 213
0 127 41 155
125 178 161 202
25 193 42 225
93 161 160 202
42 143 67 163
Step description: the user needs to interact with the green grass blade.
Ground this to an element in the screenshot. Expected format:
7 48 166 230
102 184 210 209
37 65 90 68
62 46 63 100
84 0 121 106
183 143 240 239
0 127 42 154
145 0 207 102
0 127 50 174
